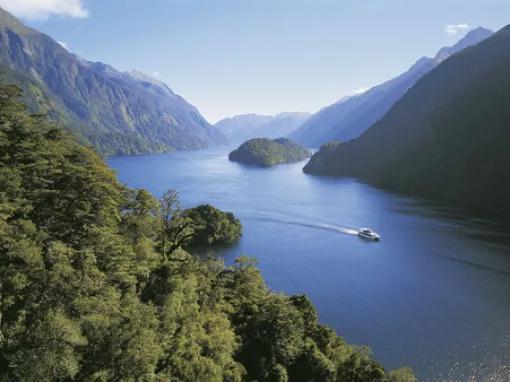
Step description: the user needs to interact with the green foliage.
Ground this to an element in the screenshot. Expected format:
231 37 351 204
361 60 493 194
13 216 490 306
182 204 242 247
229 137 311 167
389 367 419 382
304 141 342 172
0 84 413 381
11 310 87 381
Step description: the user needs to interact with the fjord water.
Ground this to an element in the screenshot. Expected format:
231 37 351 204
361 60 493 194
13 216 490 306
108 147 510 380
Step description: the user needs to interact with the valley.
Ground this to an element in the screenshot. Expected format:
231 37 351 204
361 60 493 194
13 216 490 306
1 2 509 381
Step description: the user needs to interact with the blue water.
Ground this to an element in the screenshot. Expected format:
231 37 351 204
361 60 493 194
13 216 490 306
108 147 510 380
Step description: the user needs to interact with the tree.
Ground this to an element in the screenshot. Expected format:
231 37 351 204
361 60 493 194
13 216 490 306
181 204 242 247
10 310 87 381
389 367 419 382
156 189 196 259
0 82 414 381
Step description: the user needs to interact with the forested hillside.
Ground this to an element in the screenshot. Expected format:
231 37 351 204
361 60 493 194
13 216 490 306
0 83 414 381
0 7 225 156
304 25 510 221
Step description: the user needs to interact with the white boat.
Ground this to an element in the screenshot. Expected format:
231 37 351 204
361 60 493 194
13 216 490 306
357 227 380 241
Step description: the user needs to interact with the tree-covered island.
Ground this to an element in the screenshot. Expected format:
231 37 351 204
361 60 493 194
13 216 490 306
229 137 311 167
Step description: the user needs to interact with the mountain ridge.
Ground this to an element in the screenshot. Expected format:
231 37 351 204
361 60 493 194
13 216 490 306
303 25 510 220
290 27 493 147
0 6 225 155
215 112 310 144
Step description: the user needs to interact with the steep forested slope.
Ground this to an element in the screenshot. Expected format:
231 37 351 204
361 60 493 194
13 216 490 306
0 83 414 381
291 27 492 147
304 25 510 220
0 7 225 155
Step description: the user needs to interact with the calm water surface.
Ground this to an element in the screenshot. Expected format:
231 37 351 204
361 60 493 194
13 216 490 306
108 147 510 380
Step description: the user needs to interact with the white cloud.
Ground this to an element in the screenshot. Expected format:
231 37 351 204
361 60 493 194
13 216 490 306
353 87 369 95
152 71 161 77
0 0 88 20
57 41 68 49
445 24 470 35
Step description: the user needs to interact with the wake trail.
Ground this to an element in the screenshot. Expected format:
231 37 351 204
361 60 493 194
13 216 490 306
249 216 359 236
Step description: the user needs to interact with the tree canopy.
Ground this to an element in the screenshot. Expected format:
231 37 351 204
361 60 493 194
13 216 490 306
229 138 310 167
0 83 414 381
181 204 242 247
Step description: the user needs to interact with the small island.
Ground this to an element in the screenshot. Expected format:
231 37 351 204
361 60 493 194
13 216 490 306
228 137 311 167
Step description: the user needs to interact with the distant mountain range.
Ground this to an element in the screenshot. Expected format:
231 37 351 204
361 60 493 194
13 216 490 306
291 27 493 147
304 24 510 220
215 112 310 144
0 7 225 156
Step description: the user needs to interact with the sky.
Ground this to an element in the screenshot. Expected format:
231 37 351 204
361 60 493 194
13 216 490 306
0 0 508 123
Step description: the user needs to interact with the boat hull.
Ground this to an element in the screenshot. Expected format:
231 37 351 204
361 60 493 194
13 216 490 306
358 233 380 241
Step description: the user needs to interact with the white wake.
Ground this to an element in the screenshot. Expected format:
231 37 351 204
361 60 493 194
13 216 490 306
240 210 359 236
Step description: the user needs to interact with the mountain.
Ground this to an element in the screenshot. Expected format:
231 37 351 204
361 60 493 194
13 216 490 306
291 27 493 147
0 7 225 155
304 25 510 220
215 112 310 144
